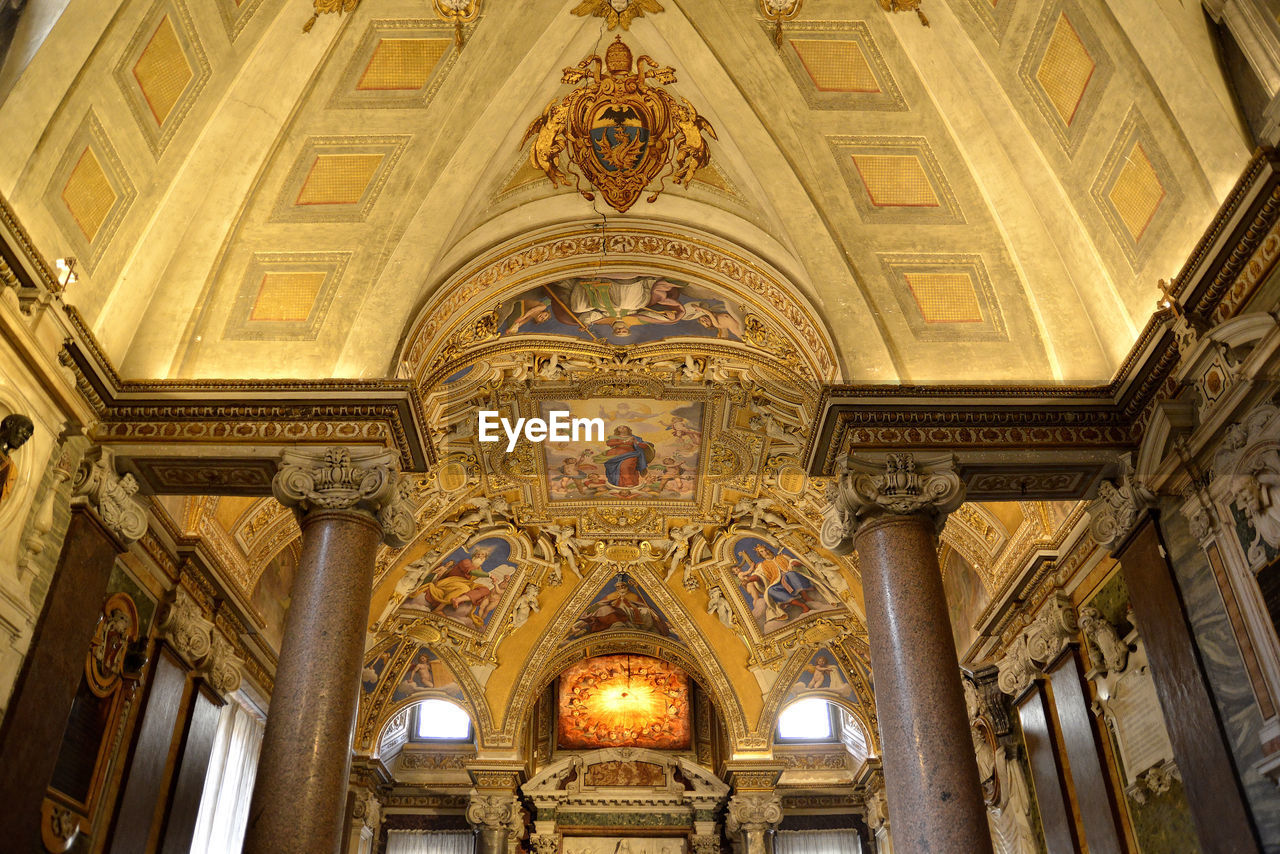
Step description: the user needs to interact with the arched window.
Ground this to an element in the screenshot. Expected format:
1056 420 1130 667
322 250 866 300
410 699 472 742
777 697 838 742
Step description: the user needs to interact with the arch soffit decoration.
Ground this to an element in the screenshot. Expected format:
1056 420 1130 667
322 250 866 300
397 221 839 386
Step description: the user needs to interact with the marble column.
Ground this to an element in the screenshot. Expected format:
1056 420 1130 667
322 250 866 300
0 449 145 849
242 448 413 854
726 791 781 854
823 453 992 854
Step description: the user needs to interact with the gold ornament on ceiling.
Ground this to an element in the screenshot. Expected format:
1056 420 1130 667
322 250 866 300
879 0 929 27
571 0 663 31
520 37 717 213
759 0 802 48
434 0 480 48
302 0 360 33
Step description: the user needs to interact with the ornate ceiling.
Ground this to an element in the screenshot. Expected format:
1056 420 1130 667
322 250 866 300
0 0 1252 384
0 0 1250 752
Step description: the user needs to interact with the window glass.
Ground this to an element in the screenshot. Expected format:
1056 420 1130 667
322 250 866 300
778 697 834 740
414 699 471 740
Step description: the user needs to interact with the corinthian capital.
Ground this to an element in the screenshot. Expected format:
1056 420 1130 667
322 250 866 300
273 447 414 547
466 793 519 831
725 792 782 834
1086 453 1154 550
821 452 964 552
71 448 147 543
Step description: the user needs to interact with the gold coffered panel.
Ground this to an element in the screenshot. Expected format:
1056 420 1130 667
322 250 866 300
296 154 386 205
249 272 328 322
1106 143 1165 243
775 22 905 111
1035 14 1094 127
115 0 210 155
330 20 458 109
61 149 116 243
1019 1 1111 154
132 16 192 126
44 111 136 273
829 136 963 225
790 39 879 93
224 252 350 340
1091 109 1181 266
271 136 409 222
880 254 1007 341
904 272 984 324
357 37 450 91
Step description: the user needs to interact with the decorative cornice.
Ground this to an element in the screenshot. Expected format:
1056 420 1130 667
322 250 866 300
821 452 964 551
71 448 147 543
273 447 415 547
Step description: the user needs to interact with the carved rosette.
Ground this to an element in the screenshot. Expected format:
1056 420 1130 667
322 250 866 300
725 791 782 834
273 447 414 547
995 593 1078 695
821 452 964 552
1086 453 1154 550
71 448 147 543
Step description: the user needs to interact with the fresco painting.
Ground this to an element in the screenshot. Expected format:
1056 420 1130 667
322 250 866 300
557 654 691 750
361 642 463 705
542 399 703 501
251 541 300 652
732 537 841 634
568 574 676 640
784 650 851 705
942 550 990 656
496 275 746 345
398 537 518 629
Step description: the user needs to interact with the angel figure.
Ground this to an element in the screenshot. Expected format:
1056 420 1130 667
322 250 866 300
731 496 797 533
660 523 702 579
445 495 512 531
809 555 850 599
544 522 590 577
671 97 717 186
374 550 442 627
510 583 541 629
520 98 572 187
570 0 664 31
706 586 734 628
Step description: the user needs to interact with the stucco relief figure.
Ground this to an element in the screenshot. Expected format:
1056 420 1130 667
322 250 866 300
706 586 734 627
0 413 34 508
988 747 1037 854
1236 449 1280 563
1078 606 1129 673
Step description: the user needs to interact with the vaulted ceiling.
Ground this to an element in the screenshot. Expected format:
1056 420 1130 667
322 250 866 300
0 0 1252 384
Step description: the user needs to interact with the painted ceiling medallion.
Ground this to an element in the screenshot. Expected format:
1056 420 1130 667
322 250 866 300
521 37 717 213
571 0 663 31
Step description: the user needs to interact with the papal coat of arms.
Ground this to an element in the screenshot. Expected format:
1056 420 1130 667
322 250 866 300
521 37 716 213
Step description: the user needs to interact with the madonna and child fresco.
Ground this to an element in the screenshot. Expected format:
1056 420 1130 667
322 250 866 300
541 399 703 501
396 538 518 629
497 275 745 345
732 537 842 634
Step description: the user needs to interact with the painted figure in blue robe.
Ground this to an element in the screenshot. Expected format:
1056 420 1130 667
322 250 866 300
603 425 654 487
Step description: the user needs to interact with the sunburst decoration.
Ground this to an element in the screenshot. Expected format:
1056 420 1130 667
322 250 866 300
571 0 663 31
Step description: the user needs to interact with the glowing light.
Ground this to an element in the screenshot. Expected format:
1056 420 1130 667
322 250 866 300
415 699 471 739
778 697 833 740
